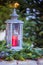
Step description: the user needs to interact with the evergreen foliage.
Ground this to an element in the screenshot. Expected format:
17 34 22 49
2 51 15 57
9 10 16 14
0 0 43 47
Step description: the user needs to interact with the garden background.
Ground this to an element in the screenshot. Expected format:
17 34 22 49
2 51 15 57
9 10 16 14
0 0 43 61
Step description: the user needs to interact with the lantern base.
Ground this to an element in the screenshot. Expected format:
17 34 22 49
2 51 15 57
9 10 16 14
11 47 22 51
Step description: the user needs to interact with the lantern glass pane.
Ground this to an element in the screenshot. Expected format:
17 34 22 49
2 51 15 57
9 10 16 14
6 24 11 44
12 23 20 35
12 23 20 47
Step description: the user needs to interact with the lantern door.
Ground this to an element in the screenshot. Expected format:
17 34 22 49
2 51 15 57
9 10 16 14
12 23 20 47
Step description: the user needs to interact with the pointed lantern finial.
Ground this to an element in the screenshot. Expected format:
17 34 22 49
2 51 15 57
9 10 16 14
11 9 18 19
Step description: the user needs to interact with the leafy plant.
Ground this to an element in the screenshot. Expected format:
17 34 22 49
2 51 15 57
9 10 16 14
0 41 43 61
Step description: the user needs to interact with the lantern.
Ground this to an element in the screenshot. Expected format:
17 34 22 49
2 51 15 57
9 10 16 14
5 9 24 51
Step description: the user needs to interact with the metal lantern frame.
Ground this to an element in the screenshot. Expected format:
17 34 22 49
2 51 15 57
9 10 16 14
5 9 24 51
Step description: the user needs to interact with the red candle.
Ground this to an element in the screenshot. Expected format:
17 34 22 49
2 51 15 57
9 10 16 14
12 36 18 46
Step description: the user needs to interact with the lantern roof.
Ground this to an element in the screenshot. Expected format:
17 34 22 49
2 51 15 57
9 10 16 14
5 9 24 24
5 19 24 24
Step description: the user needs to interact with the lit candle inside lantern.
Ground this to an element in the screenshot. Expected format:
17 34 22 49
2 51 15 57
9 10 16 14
12 36 18 46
